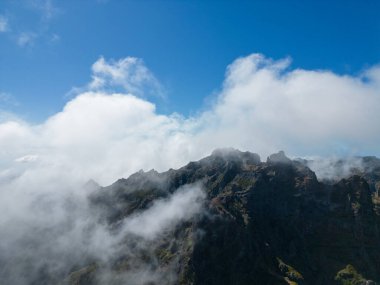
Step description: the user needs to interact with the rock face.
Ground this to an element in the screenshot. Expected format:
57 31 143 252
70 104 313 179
68 149 380 285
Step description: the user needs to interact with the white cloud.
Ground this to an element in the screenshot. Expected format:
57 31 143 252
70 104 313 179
121 183 205 239
89 56 164 97
0 15 8 32
195 54 380 157
1 53 380 187
305 156 364 181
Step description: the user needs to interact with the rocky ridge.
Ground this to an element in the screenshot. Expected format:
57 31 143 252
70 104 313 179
65 149 380 285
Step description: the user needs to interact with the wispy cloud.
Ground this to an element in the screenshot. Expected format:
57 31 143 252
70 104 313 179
2 0 61 47
89 56 165 98
49 33 60 43
0 92 18 107
17 32 37 47
0 15 9 32
121 183 205 239
29 0 59 21
14 154 39 163
0 92 12 103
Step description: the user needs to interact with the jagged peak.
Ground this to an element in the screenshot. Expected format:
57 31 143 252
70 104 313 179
267 150 292 164
211 147 241 157
210 148 261 164
83 179 101 190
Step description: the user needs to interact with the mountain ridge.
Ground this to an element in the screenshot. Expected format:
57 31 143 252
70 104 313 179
61 149 380 284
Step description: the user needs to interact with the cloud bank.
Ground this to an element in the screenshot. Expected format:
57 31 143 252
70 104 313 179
1 53 379 185
0 182 205 285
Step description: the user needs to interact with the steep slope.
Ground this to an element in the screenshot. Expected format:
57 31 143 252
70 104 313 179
65 149 380 285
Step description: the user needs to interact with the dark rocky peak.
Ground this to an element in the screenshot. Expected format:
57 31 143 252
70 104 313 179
93 169 170 212
263 151 320 190
126 168 160 181
165 149 261 191
112 168 166 191
333 175 373 206
83 179 101 191
362 156 380 171
359 156 380 194
210 148 261 165
267 150 292 164
300 155 380 192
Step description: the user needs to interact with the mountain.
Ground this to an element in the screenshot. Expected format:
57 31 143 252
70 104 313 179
64 149 380 285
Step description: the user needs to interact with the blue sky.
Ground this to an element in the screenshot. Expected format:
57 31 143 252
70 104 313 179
1 0 379 122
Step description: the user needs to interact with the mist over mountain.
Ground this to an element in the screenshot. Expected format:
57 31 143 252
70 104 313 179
1 148 379 285
1 52 379 285
1 1 379 284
